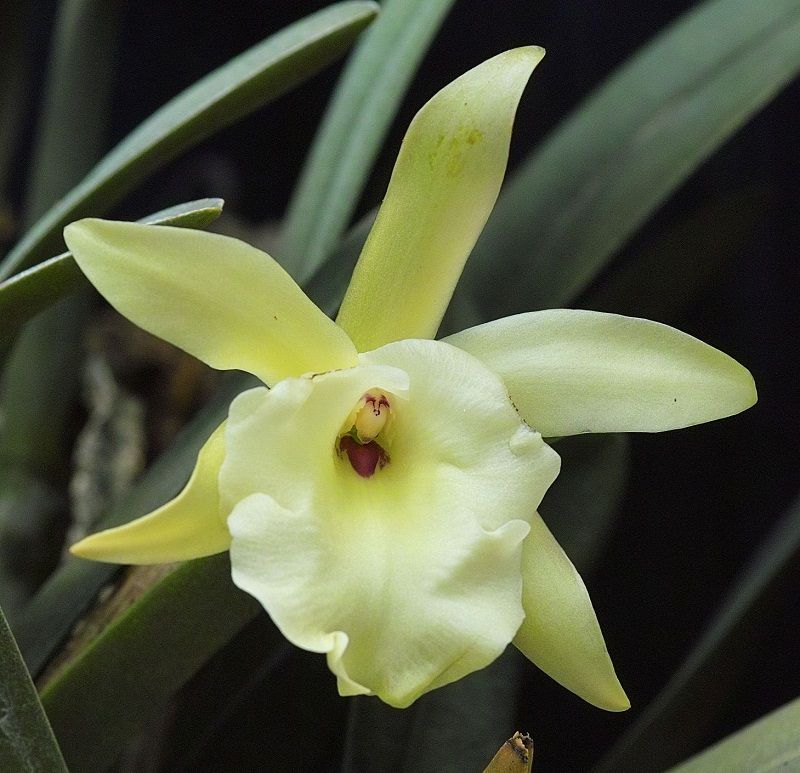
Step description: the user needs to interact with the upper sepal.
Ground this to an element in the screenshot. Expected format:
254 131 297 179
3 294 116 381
337 47 545 350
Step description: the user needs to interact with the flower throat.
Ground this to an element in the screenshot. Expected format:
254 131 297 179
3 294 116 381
338 392 391 478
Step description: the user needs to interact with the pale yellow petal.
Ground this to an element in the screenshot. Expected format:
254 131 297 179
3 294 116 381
70 423 230 564
223 340 560 707
337 47 545 350
64 219 357 385
446 309 757 436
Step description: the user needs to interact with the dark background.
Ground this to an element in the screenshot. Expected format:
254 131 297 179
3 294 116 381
6 1 800 770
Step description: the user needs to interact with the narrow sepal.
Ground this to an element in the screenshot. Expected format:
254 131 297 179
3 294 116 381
514 513 629 712
337 47 544 350
70 423 230 564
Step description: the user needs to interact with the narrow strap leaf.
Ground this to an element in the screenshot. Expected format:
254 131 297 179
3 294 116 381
22 0 123 225
40 556 260 773
665 696 800 773
462 0 800 315
0 199 223 354
0 0 30 201
0 605 67 772
0 0 378 280
281 0 456 280
596 493 800 772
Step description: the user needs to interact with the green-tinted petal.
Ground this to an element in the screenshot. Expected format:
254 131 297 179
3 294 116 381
64 219 357 385
222 339 560 707
445 309 757 437
70 422 230 564
336 47 544 351
514 512 629 712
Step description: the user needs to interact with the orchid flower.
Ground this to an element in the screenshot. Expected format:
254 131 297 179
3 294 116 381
63 48 756 710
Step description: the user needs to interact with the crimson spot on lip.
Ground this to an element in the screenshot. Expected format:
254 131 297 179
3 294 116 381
339 435 389 478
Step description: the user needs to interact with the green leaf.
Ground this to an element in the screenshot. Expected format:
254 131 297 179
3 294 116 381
22 0 123 225
461 0 800 317
14 373 252 678
666 696 800 773
281 0 456 281
157 618 290 770
0 0 378 281
0 471 64 623
0 605 67 772
40 555 260 773
0 198 224 359
0 0 30 207
0 0 125 620
305 209 375 317
596 493 800 772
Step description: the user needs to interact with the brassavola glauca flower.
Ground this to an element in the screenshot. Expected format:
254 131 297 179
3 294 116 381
63 47 756 711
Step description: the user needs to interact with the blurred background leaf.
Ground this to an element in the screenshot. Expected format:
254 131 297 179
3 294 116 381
451 0 800 328
281 0 456 280
667 696 800 772
39 554 260 773
0 0 379 281
0 198 224 352
539 434 630 574
305 210 375 316
596 492 800 772
154 617 291 772
20 0 124 228
0 605 67 772
340 650 526 773
0 0 31 248
0 0 125 624
584 185 773 324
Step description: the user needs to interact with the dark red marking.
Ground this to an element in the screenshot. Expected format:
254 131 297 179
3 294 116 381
339 435 388 478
